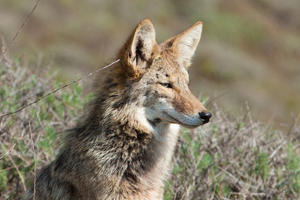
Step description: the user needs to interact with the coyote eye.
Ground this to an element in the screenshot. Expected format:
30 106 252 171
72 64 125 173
159 82 173 89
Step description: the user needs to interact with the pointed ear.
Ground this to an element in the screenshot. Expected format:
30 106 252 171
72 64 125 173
165 21 203 68
121 19 157 78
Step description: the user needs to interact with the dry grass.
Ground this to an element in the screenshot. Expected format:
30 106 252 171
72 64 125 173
167 108 300 199
0 54 88 199
0 55 300 200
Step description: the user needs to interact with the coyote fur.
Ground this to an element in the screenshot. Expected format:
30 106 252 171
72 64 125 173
24 19 212 200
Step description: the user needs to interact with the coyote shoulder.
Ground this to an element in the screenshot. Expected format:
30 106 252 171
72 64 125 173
24 19 211 200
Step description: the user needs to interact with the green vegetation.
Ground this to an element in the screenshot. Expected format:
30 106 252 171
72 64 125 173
0 58 90 199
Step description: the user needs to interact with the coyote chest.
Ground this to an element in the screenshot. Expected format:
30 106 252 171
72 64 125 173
93 124 181 200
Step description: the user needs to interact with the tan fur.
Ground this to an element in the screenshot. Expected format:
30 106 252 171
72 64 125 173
24 19 210 200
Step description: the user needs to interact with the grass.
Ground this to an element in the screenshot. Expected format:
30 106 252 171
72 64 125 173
0 56 300 200
0 55 92 199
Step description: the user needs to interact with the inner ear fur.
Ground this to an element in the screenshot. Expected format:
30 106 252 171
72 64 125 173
120 19 157 79
163 21 203 69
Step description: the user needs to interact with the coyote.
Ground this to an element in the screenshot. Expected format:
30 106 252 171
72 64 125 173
24 19 211 200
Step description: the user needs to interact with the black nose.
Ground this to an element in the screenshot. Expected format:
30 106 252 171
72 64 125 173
199 112 212 124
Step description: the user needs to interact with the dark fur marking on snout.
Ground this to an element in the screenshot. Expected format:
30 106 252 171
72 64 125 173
158 94 169 99
152 91 168 99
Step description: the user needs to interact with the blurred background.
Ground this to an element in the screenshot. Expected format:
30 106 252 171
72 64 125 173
1 0 300 129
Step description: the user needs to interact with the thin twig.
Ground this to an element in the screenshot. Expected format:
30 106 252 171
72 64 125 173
6 150 27 192
269 140 286 160
1 0 42 57
28 122 36 198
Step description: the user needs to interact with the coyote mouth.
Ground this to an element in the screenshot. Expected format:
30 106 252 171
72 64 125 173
163 111 202 128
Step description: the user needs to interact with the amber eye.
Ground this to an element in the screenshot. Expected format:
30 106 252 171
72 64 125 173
159 82 173 89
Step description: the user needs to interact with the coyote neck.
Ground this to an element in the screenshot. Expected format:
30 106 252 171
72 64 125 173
97 104 180 178
68 101 180 199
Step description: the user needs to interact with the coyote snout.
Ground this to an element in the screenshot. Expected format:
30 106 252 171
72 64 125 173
25 19 211 200
146 80 211 128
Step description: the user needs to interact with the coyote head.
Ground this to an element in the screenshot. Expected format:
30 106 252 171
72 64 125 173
112 19 211 129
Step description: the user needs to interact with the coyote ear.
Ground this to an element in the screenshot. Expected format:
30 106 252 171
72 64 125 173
123 19 156 78
166 22 202 68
